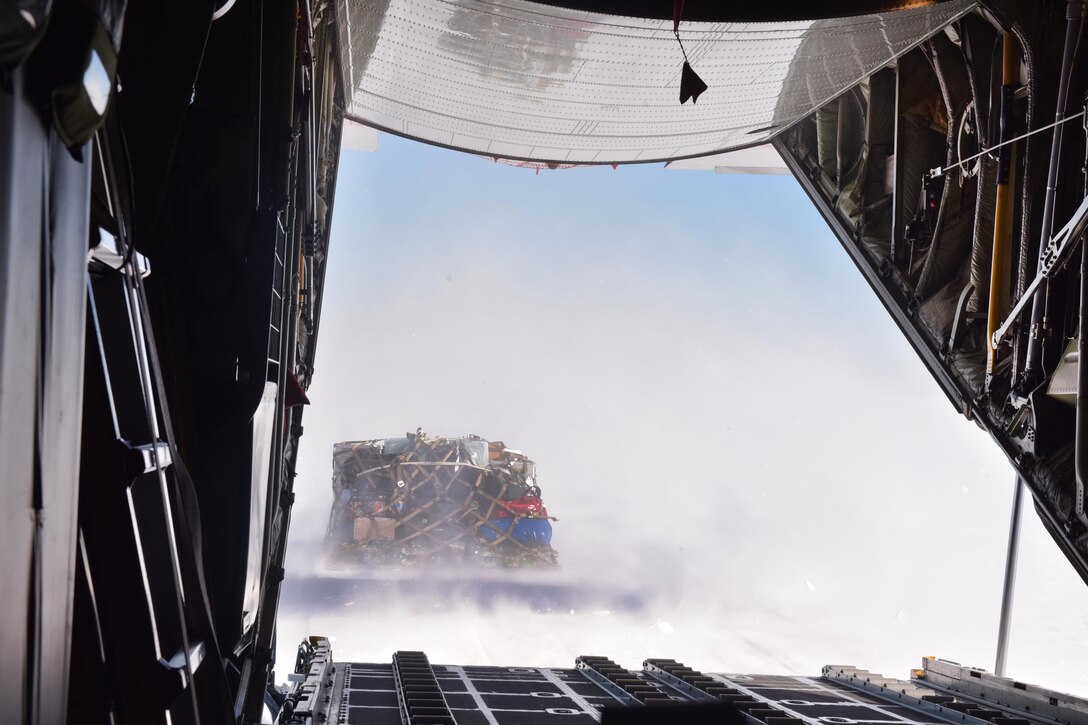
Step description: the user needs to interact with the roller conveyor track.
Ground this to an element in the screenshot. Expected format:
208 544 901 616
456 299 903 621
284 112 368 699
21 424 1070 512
393 651 458 725
574 656 676 705
282 640 1088 725
643 659 803 724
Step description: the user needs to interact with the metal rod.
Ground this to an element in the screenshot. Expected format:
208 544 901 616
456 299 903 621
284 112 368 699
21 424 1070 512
931 110 1086 180
1075 236 1088 528
1080 96 1088 531
995 473 1024 678
987 34 1019 386
1023 0 1085 384
891 60 901 267
101 126 201 720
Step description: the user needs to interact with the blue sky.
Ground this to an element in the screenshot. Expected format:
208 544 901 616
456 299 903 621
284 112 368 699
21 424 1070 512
279 133 1087 695
329 134 863 310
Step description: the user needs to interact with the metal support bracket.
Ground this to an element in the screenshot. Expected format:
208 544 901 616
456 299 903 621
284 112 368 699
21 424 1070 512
993 195 1088 349
133 441 173 474
822 665 994 725
88 228 151 278
160 640 206 691
913 658 1088 725
279 638 338 724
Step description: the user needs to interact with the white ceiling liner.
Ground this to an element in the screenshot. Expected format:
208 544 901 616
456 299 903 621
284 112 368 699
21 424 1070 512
337 0 976 165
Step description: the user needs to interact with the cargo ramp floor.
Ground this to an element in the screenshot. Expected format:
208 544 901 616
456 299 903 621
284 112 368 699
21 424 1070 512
275 640 1088 725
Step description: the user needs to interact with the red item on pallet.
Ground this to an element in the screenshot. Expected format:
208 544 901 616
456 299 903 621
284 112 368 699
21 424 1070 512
496 495 548 519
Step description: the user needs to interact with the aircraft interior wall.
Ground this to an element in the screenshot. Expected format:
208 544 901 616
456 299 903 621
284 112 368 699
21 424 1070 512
775 1 1088 585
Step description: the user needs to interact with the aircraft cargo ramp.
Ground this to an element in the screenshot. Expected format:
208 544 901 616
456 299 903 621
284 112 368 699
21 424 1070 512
275 639 1088 725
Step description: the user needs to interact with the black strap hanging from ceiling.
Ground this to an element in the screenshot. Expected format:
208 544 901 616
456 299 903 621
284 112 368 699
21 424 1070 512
673 0 707 104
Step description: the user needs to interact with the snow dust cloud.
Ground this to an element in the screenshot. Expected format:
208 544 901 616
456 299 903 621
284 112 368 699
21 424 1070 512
274 138 1087 697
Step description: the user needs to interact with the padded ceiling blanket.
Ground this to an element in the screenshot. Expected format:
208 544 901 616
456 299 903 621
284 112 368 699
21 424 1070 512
337 0 976 164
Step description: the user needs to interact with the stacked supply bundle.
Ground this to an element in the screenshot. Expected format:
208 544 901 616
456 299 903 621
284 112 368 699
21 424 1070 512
326 430 557 567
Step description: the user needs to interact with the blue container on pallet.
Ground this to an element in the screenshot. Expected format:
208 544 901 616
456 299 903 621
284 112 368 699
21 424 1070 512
479 518 552 547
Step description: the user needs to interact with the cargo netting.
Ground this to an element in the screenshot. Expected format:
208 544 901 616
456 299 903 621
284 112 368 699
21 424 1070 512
326 431 557 567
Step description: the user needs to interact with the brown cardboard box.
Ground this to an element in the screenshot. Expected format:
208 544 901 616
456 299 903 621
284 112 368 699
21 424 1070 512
353 517 397 542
